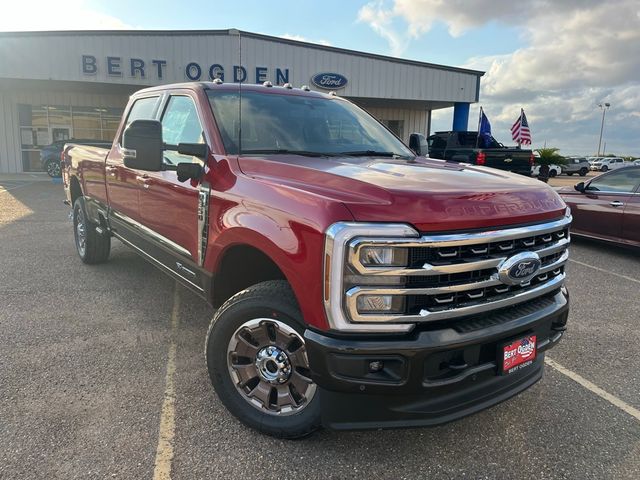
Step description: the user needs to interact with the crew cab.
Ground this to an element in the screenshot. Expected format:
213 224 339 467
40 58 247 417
63 82 571 438
427 131 534 176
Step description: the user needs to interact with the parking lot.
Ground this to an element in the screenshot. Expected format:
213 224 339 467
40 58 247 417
1 176 639 480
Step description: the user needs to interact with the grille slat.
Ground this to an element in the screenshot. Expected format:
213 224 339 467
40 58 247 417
345 217 571 324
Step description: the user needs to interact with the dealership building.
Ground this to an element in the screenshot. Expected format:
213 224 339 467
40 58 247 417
0 29 483 173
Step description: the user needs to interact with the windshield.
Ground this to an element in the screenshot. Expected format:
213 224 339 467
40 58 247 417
207 90 414 158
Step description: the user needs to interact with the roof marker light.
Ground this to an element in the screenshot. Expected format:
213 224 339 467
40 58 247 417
283 83 293 89
263 81 273 87
300 85 311 91
212 78 223 85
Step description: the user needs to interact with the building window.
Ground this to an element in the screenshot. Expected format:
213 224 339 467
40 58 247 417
381 119 404 140
18 104 123 172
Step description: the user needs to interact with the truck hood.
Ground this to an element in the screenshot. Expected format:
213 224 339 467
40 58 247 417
238 155 566 232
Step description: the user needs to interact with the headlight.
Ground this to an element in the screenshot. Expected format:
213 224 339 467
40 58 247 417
359 246 408 267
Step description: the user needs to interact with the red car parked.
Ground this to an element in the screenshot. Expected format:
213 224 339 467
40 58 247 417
559 166 640 247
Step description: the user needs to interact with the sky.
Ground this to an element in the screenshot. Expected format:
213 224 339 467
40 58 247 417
1 0 639 156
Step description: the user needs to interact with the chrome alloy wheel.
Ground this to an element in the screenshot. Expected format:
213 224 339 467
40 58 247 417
75 205 87 257
226 318 316 416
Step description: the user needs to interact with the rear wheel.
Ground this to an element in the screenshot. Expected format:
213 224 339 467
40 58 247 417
46 159 61 178
73 197 110 264
549 169 557 178
205 280 320 439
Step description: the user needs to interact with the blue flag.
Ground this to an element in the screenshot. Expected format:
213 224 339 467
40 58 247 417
479 109 492 147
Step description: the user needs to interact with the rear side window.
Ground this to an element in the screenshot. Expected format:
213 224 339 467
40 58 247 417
125 96 159 126
428 135 447 150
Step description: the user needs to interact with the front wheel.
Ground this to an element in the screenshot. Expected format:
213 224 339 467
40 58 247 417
205 280 320 439
549 169 557 178
73 197 110 264
601 165 608 172
579 168 588 176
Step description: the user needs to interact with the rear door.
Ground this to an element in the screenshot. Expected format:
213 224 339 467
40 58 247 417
106 95 161 243
621 170 640 245
571 169 640 240
137 93 209 290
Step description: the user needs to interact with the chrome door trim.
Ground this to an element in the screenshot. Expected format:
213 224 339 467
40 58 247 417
109 209 192 259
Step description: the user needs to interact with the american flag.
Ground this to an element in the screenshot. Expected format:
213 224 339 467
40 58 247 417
511 109 532 145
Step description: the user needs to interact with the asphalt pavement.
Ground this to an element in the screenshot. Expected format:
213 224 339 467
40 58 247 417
1 177 639 480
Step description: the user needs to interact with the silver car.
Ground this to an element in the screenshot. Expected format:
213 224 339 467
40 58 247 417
562 157 590 176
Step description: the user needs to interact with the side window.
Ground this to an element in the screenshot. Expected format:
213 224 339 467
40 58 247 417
161 96 205 165
586 169 640 193
427 136 446 150
125 97 159 126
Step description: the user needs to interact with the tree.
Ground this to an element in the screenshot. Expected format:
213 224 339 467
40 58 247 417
534 147 566 166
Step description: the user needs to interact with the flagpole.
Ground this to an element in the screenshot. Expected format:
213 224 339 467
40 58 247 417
517 108 522 149
475 107 482 148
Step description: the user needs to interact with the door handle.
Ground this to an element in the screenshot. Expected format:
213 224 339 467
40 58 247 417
610 201 624 207
136 174 151 189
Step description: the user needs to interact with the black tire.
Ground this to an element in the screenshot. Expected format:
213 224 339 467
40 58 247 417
205 280 321 439
549 169 557 178
46 159 61 178
579 168 588 176
601 165 608 172
73 197 110 264
567 172 574 176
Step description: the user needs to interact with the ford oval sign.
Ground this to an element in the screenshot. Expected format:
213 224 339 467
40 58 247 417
498 252 542 286
311 72 348 90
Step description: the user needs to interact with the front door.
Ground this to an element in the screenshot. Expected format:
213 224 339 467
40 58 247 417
138 94 208 289
572 169 640 240
106 95 160 244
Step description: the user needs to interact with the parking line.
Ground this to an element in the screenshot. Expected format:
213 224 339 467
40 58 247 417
568 259 640 284
0 182 35 194
546 357 640 422
153 284 180 480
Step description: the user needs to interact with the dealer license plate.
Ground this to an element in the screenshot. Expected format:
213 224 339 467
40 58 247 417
501 334 537 374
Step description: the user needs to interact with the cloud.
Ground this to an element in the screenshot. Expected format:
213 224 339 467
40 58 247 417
0 0 133 31
360 0 640 155
279 34 332 47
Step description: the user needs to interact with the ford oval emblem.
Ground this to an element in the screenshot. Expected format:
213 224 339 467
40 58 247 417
311 72 348 90
498 252 542 286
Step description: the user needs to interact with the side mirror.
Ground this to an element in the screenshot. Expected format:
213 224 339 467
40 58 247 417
176 163 203 183
122 120 163 171
177 143 208 158
409 133 428 157
575 182 585 193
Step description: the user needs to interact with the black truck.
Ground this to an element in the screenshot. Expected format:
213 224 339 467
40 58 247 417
427 131 534 176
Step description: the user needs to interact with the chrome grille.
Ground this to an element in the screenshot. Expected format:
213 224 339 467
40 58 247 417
345 216 571 324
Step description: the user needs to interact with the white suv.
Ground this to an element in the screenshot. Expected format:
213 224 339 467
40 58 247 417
590 157 626 172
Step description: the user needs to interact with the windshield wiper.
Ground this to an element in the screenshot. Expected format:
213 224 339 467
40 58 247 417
240 149 337 157
339 150 410 158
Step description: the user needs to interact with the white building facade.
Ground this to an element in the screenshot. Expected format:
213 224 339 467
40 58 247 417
0 29 483 173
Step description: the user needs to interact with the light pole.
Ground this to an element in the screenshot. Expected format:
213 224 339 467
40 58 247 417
597 102 610 156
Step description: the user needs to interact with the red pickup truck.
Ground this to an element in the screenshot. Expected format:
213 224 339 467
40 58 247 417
63 82 571 438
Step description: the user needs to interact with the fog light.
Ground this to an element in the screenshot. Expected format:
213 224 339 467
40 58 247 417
359 247 408 267
356 295 405 314
369 360 384 372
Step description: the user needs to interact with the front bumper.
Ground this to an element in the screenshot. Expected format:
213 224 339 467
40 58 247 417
305 288 568 430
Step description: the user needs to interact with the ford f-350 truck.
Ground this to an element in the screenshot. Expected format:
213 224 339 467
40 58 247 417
63 82 571 438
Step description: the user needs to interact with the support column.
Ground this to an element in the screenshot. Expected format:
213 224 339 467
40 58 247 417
452 102 470 131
